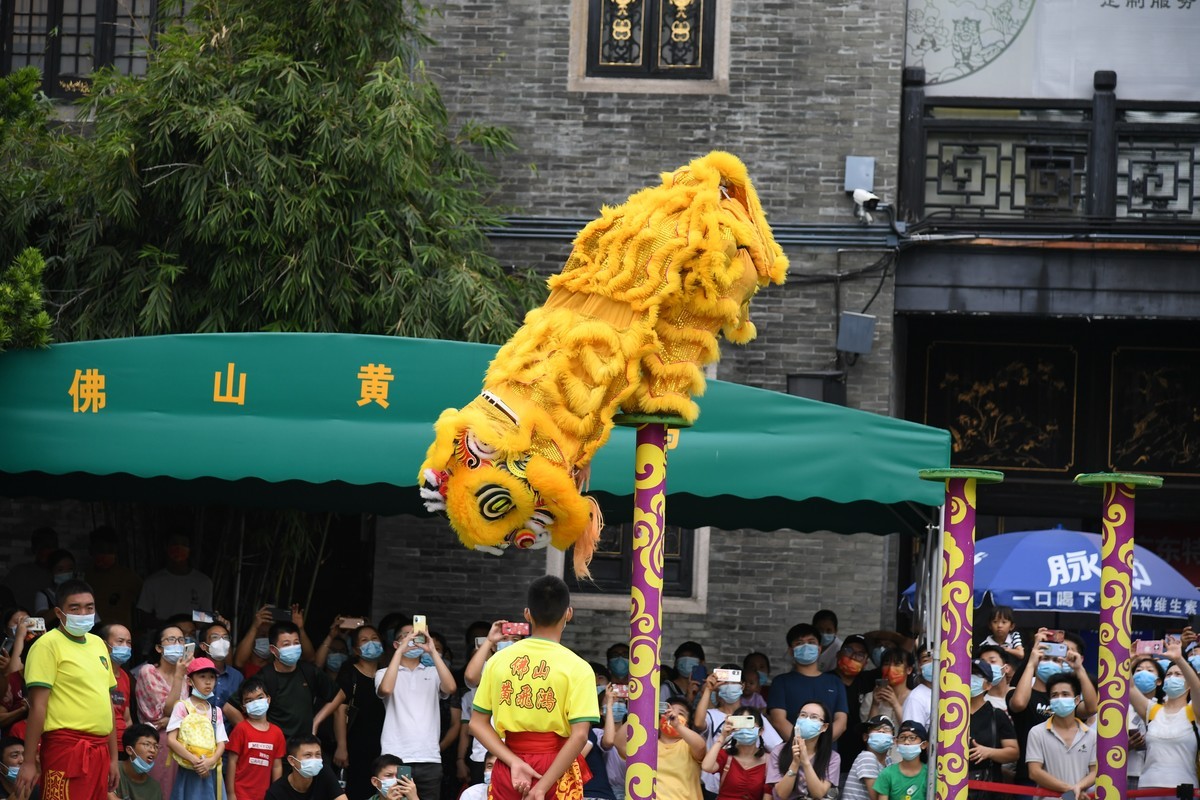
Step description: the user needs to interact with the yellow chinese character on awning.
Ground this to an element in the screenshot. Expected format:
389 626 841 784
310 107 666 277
357 363 394 408
214 362 247 405
69 368 106 413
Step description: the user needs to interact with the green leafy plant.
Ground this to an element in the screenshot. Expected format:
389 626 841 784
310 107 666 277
0 247 53 352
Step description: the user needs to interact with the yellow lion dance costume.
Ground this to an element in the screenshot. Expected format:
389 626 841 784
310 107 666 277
419 151 788 576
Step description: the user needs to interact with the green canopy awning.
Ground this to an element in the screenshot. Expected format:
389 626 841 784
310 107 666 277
0 333 950 534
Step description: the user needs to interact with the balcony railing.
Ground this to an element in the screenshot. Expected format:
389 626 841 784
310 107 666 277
899 68 1200 227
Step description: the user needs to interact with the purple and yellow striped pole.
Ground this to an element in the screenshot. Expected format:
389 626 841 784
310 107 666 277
920 468 1003 800
616 414 689 800
1074 472 1162 800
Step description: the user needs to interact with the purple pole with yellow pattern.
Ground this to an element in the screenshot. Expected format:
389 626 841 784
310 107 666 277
920 468 1003 800
616 414 688 800
1074 472 1162 800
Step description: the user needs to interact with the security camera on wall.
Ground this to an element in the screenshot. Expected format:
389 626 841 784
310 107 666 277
851 188 880 224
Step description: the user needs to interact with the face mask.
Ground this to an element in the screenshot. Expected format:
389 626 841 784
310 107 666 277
1133 670 1159 695
420 653 435 668
1036 661 1060 684
1059 661 1074 675
379 778 398 796
970 676 986 698
3 765 18 781
1164 676 1188 699
838 656 863 676
1190 656 1200 676
52 571 73 585
884 666 908 686
245 698 270 718
757 670 771 687
870 647 887 668
611 701 628 722
793 644 819 666
819 632 836 648
608 657 629 676
676 656 700 676
130 754 154 774
867 732 893 754
897 743 923 762
327 653 349 672
403 647 425 660
920 662 934 684
294 757 323 778
796 717 823 740
162 644 185 664
360 641 384 661
206 640 231 661
111 645 132 665
62 613 95 637
659 715 678 738
1157 659 1172 673
253 637 270 658
277 644 302 666
989 664 1004 684
731 728 759 745
717 685 743 704
1050 696 1078 717
496 640 514 651
191 688 214 701
167 545 190 563
483 771 493 786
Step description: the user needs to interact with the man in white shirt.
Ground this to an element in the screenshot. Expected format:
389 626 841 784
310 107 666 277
900 645 934 730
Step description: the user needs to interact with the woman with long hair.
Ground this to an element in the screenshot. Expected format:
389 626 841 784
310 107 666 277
701 706 771 800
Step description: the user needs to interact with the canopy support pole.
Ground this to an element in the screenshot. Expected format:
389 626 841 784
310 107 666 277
615 413 690 800
920 468 1003 800
1075 472 1162 800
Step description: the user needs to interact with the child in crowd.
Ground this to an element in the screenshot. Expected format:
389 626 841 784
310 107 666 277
0 736 39 800
166 658 227 800
871 721 928 800
980 606 1024 662
842 715 893 800
114 724 163 800
226 678 286 800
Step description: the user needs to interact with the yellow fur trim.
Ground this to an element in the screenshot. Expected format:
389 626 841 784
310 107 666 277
442 463 537 551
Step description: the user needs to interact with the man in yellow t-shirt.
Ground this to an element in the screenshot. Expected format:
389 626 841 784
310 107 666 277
18 578 119 800
470 576 600 800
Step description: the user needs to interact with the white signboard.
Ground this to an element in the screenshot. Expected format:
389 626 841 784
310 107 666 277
906 0 1200 101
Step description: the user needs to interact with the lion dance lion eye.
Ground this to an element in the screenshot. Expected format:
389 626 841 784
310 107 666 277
476 484 515 521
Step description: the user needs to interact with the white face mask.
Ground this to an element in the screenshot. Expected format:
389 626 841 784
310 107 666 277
206 639 231 661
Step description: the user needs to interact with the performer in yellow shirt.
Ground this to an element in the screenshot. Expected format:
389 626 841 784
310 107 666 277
19 578 119 800
470 576 600 800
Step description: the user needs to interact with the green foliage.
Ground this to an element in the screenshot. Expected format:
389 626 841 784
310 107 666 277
0 247 53 351
46 0 542 341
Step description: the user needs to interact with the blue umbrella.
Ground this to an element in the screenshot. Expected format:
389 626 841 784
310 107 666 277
902 529 1200 618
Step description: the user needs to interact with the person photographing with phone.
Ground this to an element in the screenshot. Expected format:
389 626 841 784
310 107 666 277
469 576 599 800
1128 636 1200 792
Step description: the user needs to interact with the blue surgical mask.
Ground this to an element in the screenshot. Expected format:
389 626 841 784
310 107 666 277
420 653 435 668
1059 661 1074 675
611 701 628 722
718 685 743 704
496 640 514 651
731 728 759 745
793 644 819 666
1164 676 1188 699
245 698 270 718
1050 696 1078 717
676 656 700 676
1158 658 1172 673
162 644 185 664
1036 661 1060 684
379 777 398 796
295 756 323 778
191 688 214 701
897 743 923 761
1133 670 1159 695
253 637 270 658
796 718 823 740
483 771 493 786
989 664 1004 684
867 732 893 754
970 676 986 698
131 755 154 775
921 661 934 684
277 644 302 667
111 645 132 665
326 653 348 673
3 765 18 781
870 647 887 668
359 641 384 661
52 571 73 585
1189 656 1200 676
608 657 629 676
819 632 836 648
404 647 425 660
63 613 95 637
757 670 771 687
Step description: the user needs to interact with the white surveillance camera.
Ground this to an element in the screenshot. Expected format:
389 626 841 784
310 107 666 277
852 189 880 211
